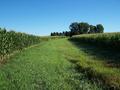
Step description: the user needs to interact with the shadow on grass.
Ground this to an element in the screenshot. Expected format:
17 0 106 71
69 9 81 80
65 58 104 90
68 39 120 68
67 58 118 90
66 39 120 89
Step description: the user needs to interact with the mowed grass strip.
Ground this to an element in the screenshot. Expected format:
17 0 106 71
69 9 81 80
0 39 101 90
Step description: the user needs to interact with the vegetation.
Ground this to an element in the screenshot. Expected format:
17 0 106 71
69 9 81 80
70 32 120 50
0 28 41 62
70 22 104 35
51 31 70 37
69 33 120 89
0 27 66 63
50 22 104 37
40 36 66 41
0 39 102 90
0 26 120 89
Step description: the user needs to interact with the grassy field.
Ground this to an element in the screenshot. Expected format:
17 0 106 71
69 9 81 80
0 39 101 90
69 33 120 89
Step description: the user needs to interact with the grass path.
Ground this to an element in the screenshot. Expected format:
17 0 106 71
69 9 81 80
0 39 101 90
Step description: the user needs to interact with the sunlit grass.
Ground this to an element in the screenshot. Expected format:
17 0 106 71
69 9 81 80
0 39 101 90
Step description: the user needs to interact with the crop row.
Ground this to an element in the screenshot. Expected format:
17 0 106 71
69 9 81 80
0 28 41 60
70 32 120 50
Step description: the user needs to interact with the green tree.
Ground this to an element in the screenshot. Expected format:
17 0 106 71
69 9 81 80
69 22 79 35
78 22 89 34
96 24 104 33
89 25 97 33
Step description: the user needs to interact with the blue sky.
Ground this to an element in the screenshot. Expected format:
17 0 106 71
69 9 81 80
0 0 120 35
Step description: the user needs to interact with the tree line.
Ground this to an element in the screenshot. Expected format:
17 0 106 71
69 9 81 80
51 31 70 36
51 22 104 37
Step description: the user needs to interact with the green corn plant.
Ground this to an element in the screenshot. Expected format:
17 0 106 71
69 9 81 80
0 28 41 62
70 32 120 51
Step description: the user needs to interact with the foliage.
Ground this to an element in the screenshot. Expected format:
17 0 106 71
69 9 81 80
51 31 70 37
69 22 104 36
78 22 90 34
96 24 104 33
50 21 104 37
69 22 79 35
0 28 40 60
89 25 97 33
69 36 120 89
70 32 120 50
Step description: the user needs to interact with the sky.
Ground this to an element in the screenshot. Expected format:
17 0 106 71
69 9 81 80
0 0 120 36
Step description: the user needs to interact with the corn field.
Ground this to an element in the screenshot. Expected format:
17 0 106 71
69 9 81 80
70 32 120 50
0 28 40 61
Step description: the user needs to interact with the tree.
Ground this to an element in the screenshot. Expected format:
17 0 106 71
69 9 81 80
96 24 104 33
69 22 79 35
53 32 56 36
89 25 97 33
78 22 89 34
50 21 104 36
51 33 53 36
65 31 70 36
